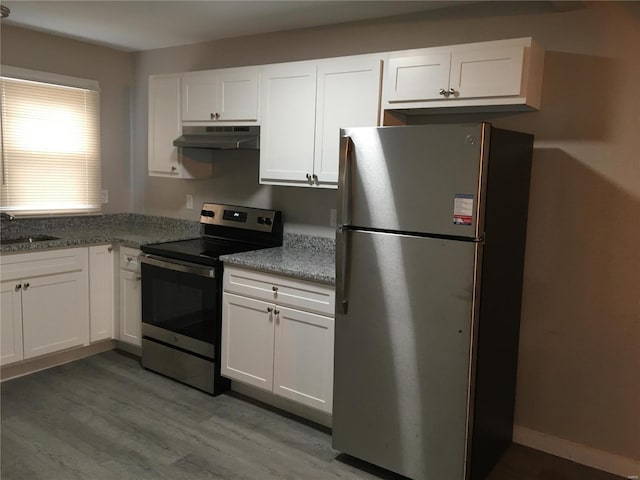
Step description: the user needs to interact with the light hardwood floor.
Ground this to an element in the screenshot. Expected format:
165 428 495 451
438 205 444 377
0 351 623 480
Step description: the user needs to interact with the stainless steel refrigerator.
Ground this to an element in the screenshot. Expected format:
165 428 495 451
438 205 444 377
332 123 533 480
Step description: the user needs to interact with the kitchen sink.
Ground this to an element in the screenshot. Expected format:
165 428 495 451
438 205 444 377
1 234 60 245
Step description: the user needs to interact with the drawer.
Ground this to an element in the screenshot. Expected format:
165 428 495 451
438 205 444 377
0 247 87 281
224 266 335 316
119 247 141 272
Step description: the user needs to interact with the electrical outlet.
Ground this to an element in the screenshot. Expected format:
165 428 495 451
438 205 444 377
329 208 337 227
186 194 193 210
101 189 109 204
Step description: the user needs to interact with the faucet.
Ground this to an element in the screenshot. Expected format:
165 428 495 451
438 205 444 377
1 212 15 221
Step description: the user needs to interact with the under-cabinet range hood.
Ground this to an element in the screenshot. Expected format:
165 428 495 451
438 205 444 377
173 126 259 150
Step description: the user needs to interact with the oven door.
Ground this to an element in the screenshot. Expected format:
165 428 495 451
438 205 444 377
140 255 218 359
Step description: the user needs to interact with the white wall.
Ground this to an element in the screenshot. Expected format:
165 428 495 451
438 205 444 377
1 25 134 214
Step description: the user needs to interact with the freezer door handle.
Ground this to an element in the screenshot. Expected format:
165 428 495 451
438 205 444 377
335 227 351 315
337 135 353 227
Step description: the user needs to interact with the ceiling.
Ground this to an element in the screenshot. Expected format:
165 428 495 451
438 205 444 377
1 1 468 52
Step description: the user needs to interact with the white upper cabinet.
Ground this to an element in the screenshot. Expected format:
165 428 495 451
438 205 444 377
383 37 544 112
259 54 382 188
148 74 212 179
314 56 382 185
385 52 452 102
259 61 318 185
181 66 259 122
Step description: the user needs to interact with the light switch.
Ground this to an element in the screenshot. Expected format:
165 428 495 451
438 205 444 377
186 194 193 210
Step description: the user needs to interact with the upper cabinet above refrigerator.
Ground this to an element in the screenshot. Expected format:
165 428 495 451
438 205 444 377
382 37 545 114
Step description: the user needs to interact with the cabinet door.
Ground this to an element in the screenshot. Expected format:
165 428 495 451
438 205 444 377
148 74 181 175
450 45 524 99
259 62 317 184
385 52 451 103
181 72 217 121
216 67 259 121
273 306 334 413
119 269 142 346
21 271 89 359
221 292 275 391
89 245 115 342
0 280 23 366
314 56 382 186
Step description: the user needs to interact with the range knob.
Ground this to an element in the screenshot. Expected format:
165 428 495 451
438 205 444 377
200 210 215 218
257 216 272 225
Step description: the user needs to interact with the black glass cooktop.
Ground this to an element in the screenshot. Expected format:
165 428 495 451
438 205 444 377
140 237 268 267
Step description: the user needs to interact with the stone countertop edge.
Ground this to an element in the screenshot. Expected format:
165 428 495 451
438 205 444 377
221 233 336 286
0 214 201 253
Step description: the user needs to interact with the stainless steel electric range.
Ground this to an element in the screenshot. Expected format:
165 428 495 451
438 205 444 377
139 203 283 395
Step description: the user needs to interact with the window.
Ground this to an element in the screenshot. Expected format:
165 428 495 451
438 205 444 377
1 68 101 216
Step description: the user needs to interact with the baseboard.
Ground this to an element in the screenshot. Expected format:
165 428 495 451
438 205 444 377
231 381 332 428
513 425 640 479
1 340 116 381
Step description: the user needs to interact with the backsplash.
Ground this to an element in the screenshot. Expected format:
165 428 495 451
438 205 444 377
284 232 335 253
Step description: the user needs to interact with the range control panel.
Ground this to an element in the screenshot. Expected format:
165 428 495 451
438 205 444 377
199 203 279 233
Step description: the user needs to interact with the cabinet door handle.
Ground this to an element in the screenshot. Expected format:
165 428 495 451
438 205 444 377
312 174 318 185
438 88 447 96
272 286 278 292
448 88 457 97
126 256 133 262
136 276 142 281
23 282 30 289
267 307 273 313
107 246 113 253
305 173 312 184
15 284 21 291
274 309 280 316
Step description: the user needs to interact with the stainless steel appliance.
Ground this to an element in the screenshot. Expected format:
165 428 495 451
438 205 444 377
332 123 533 480
140 203 282 395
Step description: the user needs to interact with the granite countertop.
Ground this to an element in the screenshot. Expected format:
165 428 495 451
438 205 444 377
0 214 201 253
221 233 336 285
1 215 336 286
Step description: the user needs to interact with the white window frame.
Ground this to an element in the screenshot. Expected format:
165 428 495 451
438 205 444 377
0 65 102 217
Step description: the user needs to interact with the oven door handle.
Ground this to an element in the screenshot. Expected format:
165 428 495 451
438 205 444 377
140 254 216 278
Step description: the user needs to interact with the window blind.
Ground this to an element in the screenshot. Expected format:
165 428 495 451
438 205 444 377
0 76 101 216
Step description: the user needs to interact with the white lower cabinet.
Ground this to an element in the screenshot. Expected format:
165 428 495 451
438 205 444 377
222 293 275 390
272 305 334 412
221 266 335 413
0 248 89 365
0 280 24 365
88 245 115 342
118 247 142 347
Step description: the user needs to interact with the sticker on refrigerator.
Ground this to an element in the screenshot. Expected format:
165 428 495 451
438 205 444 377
453 194 474 225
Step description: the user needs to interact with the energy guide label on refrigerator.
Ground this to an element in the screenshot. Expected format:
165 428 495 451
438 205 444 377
453 194 474 225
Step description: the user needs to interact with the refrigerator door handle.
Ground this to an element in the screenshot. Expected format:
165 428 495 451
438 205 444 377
335 227 351 315
337 135 353 227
